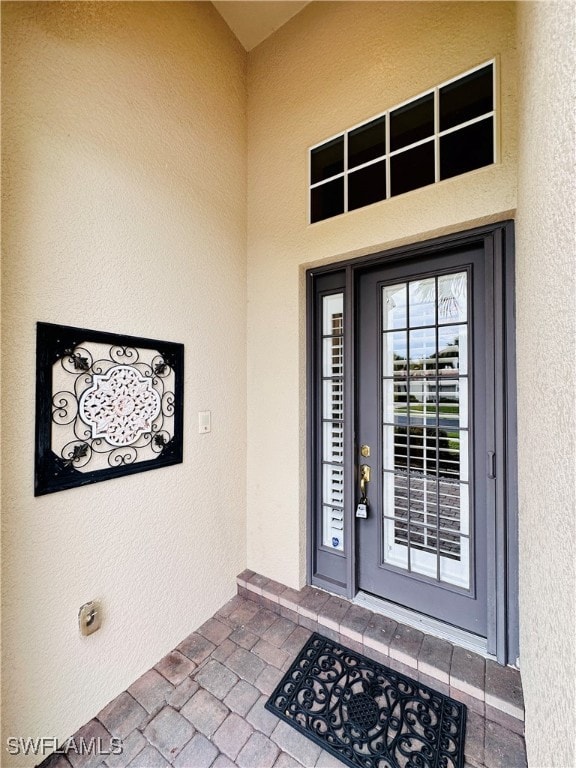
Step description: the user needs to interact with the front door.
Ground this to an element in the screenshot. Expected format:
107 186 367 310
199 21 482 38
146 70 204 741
356 244 490 636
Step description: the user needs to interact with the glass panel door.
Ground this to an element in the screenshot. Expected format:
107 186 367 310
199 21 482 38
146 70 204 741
381 273 470 588
357 246 488 637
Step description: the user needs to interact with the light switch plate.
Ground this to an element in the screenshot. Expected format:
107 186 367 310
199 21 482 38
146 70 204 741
198 411 211 433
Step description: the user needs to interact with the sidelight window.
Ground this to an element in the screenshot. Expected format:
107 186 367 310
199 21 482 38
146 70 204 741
321 293 345 551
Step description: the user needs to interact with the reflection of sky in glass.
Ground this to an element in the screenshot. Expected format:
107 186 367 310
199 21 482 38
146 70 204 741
383 284 407 330
409 278 435 326
409 328 436 367
383 274 467 359
439 272 467 324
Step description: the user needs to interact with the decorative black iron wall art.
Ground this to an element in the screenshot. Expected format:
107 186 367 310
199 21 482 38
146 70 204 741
35 323 184 496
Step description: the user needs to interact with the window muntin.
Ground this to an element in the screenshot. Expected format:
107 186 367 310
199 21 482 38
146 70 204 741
440 118 494 181
348 116 387 169
390 93 434 152
390 140 435 197
310 136 344 184
349 160 387 211
310 177 344 223
309 61 496 224
439 64 493 132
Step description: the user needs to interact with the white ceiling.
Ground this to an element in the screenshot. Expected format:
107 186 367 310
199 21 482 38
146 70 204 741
212 1 310 51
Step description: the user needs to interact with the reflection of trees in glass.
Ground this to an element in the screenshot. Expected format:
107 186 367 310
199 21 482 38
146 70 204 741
433 338 460 370
413 272 466 321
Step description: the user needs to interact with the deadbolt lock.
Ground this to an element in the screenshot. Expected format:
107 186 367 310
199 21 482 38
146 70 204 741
360 444 371 458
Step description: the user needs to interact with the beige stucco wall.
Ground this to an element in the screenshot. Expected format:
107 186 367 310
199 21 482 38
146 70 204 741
246 1 517 589
3 2 574 765
1 2 246 762
516 2 576 766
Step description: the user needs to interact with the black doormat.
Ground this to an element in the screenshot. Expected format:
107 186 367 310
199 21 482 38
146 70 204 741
266 632 466 768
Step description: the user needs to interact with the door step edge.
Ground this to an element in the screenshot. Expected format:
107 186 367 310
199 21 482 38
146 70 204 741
354 590 494 660
237 571 525 726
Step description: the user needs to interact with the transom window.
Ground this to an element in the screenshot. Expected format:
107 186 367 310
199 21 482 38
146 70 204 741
309 61 495 224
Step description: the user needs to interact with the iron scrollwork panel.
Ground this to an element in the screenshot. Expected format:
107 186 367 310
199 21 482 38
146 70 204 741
35 322 184 495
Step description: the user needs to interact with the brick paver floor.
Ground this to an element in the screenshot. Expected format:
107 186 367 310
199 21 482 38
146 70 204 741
38 586 527 768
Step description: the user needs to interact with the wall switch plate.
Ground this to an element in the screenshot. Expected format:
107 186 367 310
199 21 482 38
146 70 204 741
198 411 211 433
79 600 101 636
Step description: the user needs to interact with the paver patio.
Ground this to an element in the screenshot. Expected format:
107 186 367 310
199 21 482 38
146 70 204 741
38 574 527 768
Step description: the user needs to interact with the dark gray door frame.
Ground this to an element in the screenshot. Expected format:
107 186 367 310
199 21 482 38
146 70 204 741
307 220 518 665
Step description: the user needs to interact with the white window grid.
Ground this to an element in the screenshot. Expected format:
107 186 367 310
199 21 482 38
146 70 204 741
321 298 345 552
308 59 498 223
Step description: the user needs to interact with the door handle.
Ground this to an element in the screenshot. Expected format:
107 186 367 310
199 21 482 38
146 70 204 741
360 464 371 499
356 464 371 519
487 451 496 479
